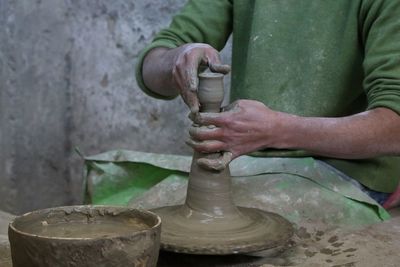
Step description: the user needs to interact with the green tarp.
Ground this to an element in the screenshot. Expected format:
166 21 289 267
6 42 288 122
83 150 390 229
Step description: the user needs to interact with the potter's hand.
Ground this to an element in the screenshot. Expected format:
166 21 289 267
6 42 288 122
168 43 230 113
143 44 230 113
187 100 286 170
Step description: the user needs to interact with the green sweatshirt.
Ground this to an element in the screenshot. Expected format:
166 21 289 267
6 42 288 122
136 0 400 193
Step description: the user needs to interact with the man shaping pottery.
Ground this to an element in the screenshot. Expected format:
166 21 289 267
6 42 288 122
136 1 400 210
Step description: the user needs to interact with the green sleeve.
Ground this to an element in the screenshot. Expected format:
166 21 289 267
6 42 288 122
361 0 400 115
135 0 233 99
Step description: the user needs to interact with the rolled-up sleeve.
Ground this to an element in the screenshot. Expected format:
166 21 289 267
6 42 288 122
135 0 233 99
361 0 400 114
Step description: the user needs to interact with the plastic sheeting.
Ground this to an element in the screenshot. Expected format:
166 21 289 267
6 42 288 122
84 150 390 229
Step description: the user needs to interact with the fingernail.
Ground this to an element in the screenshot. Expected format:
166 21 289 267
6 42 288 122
189 112 201 124
190 103 199 113
185 140 193 147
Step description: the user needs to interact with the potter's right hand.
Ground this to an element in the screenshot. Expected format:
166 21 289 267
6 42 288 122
167 43 230 114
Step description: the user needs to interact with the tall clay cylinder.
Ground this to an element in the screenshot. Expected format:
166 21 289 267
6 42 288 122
184 72 238 216
198 72 224 113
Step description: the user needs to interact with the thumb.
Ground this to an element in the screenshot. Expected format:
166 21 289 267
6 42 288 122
182 88 200 114
209 63 231 75
197 151 233 171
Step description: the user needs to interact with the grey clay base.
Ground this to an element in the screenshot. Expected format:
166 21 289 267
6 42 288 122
153 205 293 255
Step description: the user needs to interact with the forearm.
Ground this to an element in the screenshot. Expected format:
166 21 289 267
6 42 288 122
189 101 400 169
279 107 400 159
142 47 178 98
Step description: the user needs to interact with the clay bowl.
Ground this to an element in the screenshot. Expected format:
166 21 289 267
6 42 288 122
8 205 161 267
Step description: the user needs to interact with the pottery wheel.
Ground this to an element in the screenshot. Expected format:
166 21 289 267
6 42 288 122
153 72 294 255
153 205 293 255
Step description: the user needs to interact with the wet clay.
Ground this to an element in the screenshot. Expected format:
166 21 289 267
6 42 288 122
26 220 148 239
8 205 161 267
153 72 294 255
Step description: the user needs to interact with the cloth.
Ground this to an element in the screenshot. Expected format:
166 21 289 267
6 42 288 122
83 150 391 229
135 0 400 193
319 161 391 205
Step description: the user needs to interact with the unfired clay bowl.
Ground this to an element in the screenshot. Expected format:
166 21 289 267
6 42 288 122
8 205 161 267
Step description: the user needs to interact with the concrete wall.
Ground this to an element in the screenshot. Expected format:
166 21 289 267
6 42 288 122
0 0 231 214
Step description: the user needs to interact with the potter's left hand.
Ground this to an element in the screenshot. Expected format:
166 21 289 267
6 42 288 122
187 100 287 170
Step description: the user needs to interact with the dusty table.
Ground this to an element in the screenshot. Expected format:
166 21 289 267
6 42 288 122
155 215 400 267
1 211 399 266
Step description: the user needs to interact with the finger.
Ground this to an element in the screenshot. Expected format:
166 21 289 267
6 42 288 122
173 64 199 113
193 112 228 126
197 151 233 171
209 63 231 74
188 112 198 122
189 125 221 141
221 101 239 112
185 51 208 92
206 51 231 74
173 55 201 112
182 89 200 114
185 67 199 92
185 139 225 153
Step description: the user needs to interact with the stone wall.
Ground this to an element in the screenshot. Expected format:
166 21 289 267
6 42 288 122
0 0 231 214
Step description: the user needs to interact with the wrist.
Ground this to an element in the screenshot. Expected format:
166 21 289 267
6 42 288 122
269 111 302 150
143 47 179 97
